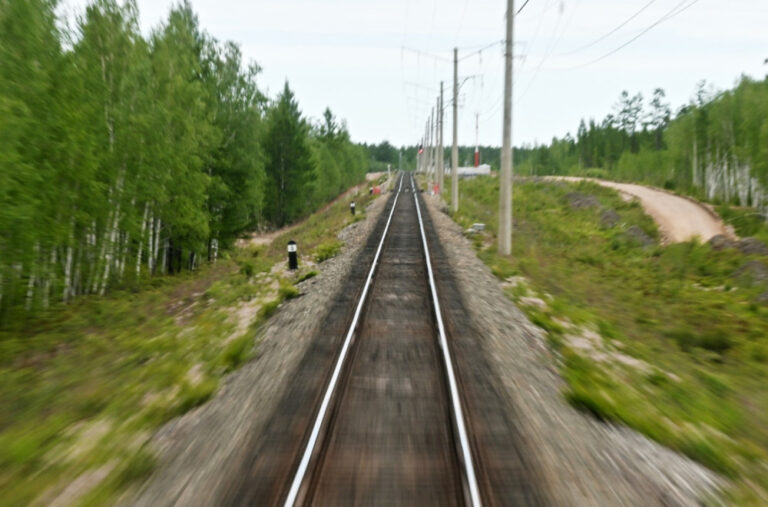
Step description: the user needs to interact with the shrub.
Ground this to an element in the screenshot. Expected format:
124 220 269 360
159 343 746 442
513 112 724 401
296 270 318 283
278 284 300 300
219 335 253 372
239 262 255 278
313 241 343 262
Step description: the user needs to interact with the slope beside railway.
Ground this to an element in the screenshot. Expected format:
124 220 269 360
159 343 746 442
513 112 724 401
443 174 768 503
0 177 386 506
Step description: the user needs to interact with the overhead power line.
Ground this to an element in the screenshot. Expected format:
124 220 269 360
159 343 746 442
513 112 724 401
459 40 504 61
564 0 703 70
558 0 660 56
401 46 452 64
516 0 532 15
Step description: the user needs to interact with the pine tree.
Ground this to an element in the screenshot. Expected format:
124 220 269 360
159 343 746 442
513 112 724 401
263 82 314 226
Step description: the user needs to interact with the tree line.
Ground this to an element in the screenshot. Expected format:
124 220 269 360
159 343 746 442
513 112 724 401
0 0 368 321
513 77 768 212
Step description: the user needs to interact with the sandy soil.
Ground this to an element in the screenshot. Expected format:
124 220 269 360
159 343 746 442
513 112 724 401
547 177 735 244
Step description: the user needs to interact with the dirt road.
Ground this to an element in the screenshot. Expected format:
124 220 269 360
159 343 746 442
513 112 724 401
548 177 735 244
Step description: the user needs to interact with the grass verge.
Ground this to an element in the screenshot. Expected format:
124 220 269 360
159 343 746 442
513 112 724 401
0 178 384 505
445 175 768 502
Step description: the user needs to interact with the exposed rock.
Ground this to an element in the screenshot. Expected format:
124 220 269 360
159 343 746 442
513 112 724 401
565 192 600 210
708 234 734 251
623 225 655 247
518 296 548 310
737 237 768 256
757 291 768 305
501 276 528 291
733 260 768 287
465 223 486 235
599 208 620 229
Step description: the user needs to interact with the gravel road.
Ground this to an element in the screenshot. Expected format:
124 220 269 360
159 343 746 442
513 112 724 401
547 176 734 243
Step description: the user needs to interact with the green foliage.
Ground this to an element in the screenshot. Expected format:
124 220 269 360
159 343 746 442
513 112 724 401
296 270 318 283
278 284 300 300
257 298 281 320
313 241 343 263
0 0 368 325
218 334 253 372
0 160 385 504
510 78 768 225
262 83 315 227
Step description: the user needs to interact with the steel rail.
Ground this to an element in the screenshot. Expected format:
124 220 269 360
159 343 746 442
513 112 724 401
283 174 404 506
411 173 482 507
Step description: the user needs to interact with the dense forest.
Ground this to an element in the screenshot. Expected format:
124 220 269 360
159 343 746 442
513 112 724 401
513 76 768 213
0 0 368 320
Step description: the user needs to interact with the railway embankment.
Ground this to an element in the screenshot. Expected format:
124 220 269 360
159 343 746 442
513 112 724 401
440 174 768 503
132 185 393 505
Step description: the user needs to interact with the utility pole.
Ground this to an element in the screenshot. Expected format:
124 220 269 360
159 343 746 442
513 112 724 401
474 112 480 167
430 108 435 181
451 47 459 212
426 113 432 180
438 82 444 195
499 0 514 255
433 99 439 192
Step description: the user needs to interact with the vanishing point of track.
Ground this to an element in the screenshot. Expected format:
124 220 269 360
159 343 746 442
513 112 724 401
222 172 545 506
283 173 481 505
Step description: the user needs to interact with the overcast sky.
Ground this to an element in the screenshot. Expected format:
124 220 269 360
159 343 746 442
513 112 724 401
59 0 768 148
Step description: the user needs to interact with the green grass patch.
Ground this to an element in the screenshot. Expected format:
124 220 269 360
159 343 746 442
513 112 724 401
296 270 318 283
448 175 768 500
312 241 344 263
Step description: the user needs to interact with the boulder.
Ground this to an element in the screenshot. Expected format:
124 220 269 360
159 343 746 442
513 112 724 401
737 237 768 256
623 225 655 247
707 234 734 251
733 260 768 287
565 192 600 210
599 208 620 229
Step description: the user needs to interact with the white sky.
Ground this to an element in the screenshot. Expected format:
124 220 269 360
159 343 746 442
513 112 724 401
59 0 768 148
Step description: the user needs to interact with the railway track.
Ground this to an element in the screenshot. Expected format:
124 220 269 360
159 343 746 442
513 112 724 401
223 172 544 506
282 173 480 506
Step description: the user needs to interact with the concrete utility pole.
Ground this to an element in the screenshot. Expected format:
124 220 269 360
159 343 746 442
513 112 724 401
430 108 435 180
433 99 439 191
474 112 480 167
499 0 514 255
438 82 444 195
451 47 459 212
426 112 432 180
